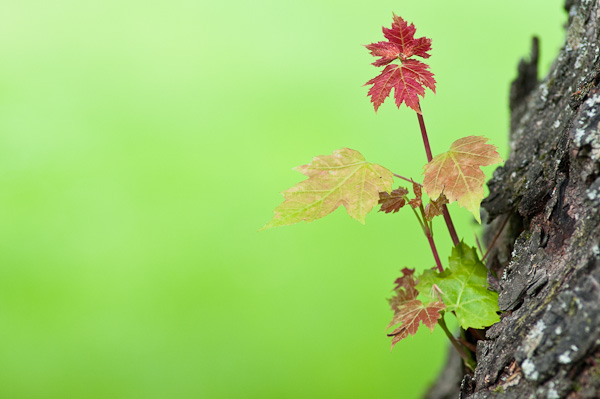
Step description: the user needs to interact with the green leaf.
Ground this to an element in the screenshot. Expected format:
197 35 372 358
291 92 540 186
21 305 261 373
261 148 393 230
416 241 500 329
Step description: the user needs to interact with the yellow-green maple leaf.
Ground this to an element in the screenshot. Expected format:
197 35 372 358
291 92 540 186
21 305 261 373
422 136 502 223
261 148 393 230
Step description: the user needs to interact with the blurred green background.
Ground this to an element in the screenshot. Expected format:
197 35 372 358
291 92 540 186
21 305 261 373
0 1 564 398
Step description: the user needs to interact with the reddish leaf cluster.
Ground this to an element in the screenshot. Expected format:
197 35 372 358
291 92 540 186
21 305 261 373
408 181 422 209
378 180 423 212
379 179 448 223
424 194 449 220
392 268 418 297
387 268 445 349
364 14 436 113
378 187 409 213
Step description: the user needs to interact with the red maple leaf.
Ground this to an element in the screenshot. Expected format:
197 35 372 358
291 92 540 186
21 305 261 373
391 267 418 300
405 37 432 59
365 41 401 67
364 14 435 113
388 300 445 349
379 181 425 213
378 187 409 213
365 59 435 113
408 180 423 209
424 193 449 221
386 268 445 349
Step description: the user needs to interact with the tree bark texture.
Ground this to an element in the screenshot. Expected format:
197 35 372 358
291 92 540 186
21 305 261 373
427 1 600 398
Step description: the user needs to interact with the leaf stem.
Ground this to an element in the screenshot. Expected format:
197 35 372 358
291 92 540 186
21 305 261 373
474 232 484 257
410 204 443 272
438 314 476 371
410 206 427 233
425 225 443 273
392 173 420 185
416 110 433 162
482 212 511 261
415 204 444 273
392 174 442 270
415 103 460 247
441 208 460 247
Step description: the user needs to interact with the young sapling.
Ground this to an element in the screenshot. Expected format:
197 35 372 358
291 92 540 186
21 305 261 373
262 13 503 369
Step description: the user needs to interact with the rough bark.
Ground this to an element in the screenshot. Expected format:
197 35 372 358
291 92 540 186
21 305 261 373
427 0 600 398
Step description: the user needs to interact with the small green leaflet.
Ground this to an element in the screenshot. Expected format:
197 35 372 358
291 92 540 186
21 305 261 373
416 242 500 329
261 148 393 230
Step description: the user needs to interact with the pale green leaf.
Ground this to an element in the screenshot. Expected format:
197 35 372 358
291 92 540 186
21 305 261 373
261 148 393 230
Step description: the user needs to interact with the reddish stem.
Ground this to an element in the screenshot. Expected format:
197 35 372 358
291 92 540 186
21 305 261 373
482 212 511 261
418 204 444 272
438 315 476 370
441 208 460 247
426 228 444 273
457 337 477 353
393 173 420 185
416 111 433 161
410 205 443 272
474 232 484 257
415 103 460 247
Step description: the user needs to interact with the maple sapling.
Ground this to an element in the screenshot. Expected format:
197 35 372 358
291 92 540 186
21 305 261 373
262 13 503 369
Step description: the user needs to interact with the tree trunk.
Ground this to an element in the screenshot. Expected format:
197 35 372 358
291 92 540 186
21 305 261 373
427 0 600 398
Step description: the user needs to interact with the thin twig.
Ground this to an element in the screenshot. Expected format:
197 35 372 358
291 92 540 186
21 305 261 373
426 233 443 273
482 212 511 261
467 327 485 341
392 173 421 185
474 233 483 257
410 205 443 272
425 221 443 273
416 109 433 162
457 337 477 353
410 206 427 234
442 208 460 246
438 315 476 371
